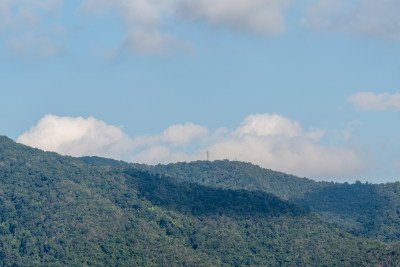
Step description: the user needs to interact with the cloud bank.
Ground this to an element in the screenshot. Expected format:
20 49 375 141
17 114 133 158
18 113 368 180
202 114 365 178
348 92 400 111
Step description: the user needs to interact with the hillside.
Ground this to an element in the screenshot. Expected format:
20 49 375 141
297 181 400 242
79 157 327 199
133 160 400 243
80 157 400 243
1 136 400 265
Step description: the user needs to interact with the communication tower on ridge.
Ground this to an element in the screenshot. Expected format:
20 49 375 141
207 151 209 161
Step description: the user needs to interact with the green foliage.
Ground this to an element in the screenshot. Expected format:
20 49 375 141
79 156 131 169
296 181 400 242
1 136 400 265
130 160 329 199
124 169 305 218
127 159 400 243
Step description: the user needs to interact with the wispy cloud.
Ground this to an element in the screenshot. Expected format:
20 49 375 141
121 28 193 55
79 0 290 55
0 0 65 58
18 113 369 179
175 0 290 35
347 92 400 111
6 33 63 58
0 0 63 31
304 0 400 40
3 0 400 58
79 0 190 55
135 123 209 147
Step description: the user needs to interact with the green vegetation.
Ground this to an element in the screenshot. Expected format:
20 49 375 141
119 160 400 243
1 136 400 265
131 160 329 199
297 181 400 242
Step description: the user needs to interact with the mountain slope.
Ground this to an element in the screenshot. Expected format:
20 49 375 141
297 181 400 241
79 157 328 199
93 159 400 243
1 136 400 265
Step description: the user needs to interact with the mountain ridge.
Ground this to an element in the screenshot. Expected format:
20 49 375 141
1 136 400 265
79 155 400 243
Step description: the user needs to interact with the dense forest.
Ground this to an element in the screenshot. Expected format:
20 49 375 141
103 159 400 243
1 136 400 265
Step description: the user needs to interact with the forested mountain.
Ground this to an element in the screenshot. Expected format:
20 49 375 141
79 157 327 199
80 157 400 243
297 181 400 242
1 136 400 265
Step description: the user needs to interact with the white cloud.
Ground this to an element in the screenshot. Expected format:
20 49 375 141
0 0 63 31
204 114 365 178
175 0 289 35
130 113 367 179
17 114 133 158
0 0 65 58
159 123 209 146
80 0 162 27
347 92 400 111
132 123 209 148
80 0 185 55
305 0 400 39
18 113 368 180
206 135 365 178
234 113 302 138
80 0 289 55
131 145 196 164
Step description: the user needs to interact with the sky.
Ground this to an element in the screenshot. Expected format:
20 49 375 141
1 0 400 183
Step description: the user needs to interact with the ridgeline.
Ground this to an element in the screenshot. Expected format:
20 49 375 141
0 136 399 265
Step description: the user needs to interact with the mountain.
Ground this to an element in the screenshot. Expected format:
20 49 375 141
142 161 400 243
79 157 328 199
1 136 400 265
297 181 400 242
80 157 400 243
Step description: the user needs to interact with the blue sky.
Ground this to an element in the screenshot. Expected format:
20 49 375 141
1 0 400 183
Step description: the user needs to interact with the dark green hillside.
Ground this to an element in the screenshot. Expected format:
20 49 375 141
126 160 400 243
1 136 400 266
297 181 400 242
124 169 305 218
133 160 329 199
79 156 132 169
79 158 328 199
